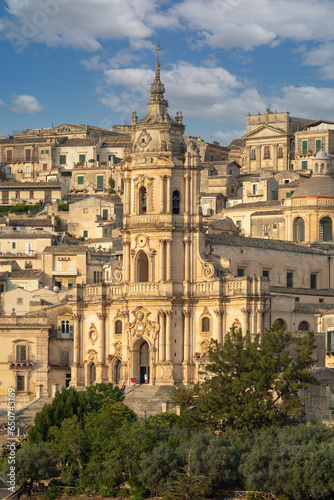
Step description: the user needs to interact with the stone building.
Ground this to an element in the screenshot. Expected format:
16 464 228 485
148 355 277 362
68 64 274 388
242 108 312 172
67 195 123 239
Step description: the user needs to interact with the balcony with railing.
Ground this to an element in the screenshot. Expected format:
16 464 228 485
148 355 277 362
8 353 35 367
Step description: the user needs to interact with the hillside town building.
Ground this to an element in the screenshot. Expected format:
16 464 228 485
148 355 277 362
0 66 334 418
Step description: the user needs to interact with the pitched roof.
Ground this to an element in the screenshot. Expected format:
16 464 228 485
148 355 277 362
226 200 281 210
9 269 44 278
206 233 328 255
43 245 87 253
57 138 101 147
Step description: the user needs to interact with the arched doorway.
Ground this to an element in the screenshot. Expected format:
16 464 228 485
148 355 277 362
137 251 149 282
89 363 96 385
140 341 150 384
115 359 121 384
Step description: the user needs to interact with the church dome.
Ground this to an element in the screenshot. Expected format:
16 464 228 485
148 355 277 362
315 149 330 160
292 174 334 197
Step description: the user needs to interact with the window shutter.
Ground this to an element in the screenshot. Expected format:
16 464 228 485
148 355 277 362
97 175 104 190
327 331 332 351
316 139 321 153
78 175 84 185
302 141 308 154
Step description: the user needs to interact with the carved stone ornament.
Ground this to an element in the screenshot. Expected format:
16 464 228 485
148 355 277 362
111 263 123 283
199 339 211 357
113 341 122 357
115 309 128 320
200 306 212 318
129 306 159 340
136 130 152 149
202 261 215 279
84 349 98 365
88 323 98 343
136 234 148 248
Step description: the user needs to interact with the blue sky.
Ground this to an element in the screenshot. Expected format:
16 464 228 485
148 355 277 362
2 0 334 145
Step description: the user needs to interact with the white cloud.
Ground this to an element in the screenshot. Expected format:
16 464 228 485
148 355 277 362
302 43 334 79
96 62 266 126
0 99 5 106
168 0 334 50
2 0 156 51
10 95 45 114
271 86 334 120
3 0 334 55
213 129 246 146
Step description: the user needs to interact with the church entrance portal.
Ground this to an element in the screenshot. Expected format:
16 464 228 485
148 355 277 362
140 341 150 384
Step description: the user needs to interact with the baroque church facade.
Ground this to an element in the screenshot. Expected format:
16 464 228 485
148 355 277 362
70 63 269 387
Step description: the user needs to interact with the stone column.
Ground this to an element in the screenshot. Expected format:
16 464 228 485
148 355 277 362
71 313 81 385
256 145 261 170
273 144 278 171
183 310 191 362
283 144 288 170
184 174 190 214
123 242 130 282
214 309 223 343
184 237 190 281
160 239 165 281
263 298 271 329
246 146 251 172
159 310 166 362
257 308 264 335
166 239 172 281
165 311 172 362
166 176 171 213
124 179 130 215
160 175 165 213
130 249 135 282
97 311 106 382
241 308 250 333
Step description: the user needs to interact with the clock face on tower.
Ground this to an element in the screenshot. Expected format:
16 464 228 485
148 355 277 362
136 130 152 149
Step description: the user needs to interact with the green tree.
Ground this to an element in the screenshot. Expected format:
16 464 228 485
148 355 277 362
108 175 116 194
240 423 334 500
193 323 318 432
29 383 124 442
2 443 57 494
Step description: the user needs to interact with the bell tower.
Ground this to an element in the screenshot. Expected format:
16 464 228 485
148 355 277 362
121 61 217 385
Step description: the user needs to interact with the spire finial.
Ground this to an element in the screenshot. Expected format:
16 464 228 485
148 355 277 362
153 42 163 62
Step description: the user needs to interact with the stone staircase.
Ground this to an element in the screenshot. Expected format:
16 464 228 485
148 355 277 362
124 384 175 417
0 397 52 449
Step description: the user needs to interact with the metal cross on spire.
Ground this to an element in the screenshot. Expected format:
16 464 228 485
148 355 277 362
154 42 164 62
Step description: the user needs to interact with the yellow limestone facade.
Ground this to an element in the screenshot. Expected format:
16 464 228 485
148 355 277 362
70 63 269 387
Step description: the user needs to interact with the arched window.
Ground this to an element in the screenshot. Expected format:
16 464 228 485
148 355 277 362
115 320 122 335
298 321 310 331
202 317 210 332
321 163 324 172
315 163 319 173
275 318 286 329
293 217 305 242
172 190 180 214
139 186 147 215
319 217 333 242
137 251 149 282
